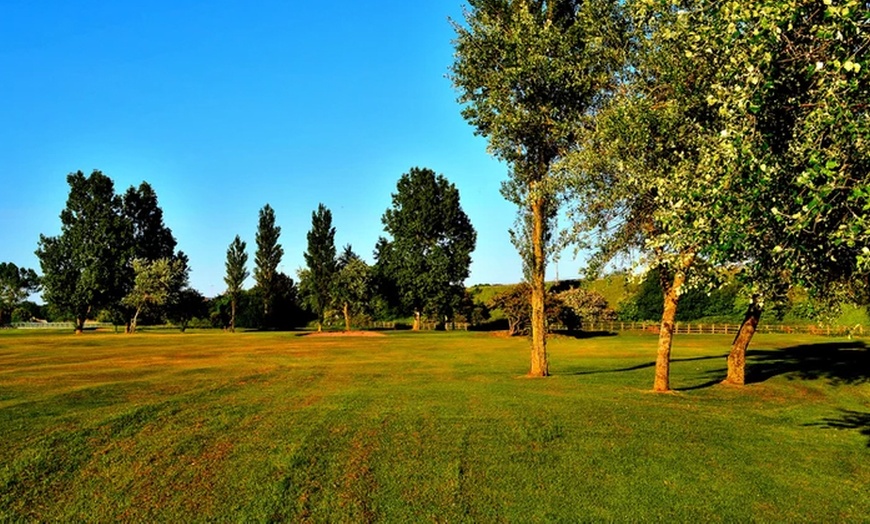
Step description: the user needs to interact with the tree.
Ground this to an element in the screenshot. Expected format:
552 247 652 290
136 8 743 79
332 245 371 331
488 283 564 336
224 235 249 333
560 0 745 391
167 288 207 332
695 1 870 386
379 167 477 330
36 170 133 333
556 287 616 329
0 263 40 325
254 203 284 326
117 181 183 330
452 0 626 376
301 204 337 332
122 257 187 333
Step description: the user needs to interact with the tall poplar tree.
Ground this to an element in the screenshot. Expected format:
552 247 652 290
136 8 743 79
254 203 284 326
452 0 626 376
224 235 249 333
301 204 337 332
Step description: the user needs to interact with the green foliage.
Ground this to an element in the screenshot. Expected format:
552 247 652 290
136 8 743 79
332 246 372 330
378 167 476 323
488 283 563 335
123 182 177 261
122 257 189 332
301 204 337 330
253 204 284 325
166 288 207 332
555 287 616 329
224 235 249 332
0 262 40 325
36 170 134 331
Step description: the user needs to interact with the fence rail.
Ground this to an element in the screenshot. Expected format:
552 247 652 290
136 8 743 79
9 322 114 329
575 321 865 337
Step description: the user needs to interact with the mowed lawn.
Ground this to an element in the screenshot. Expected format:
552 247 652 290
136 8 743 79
1 330 868 522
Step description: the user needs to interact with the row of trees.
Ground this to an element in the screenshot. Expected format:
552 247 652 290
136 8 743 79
8 166 478 333
223 167 478 332
5 167 476 332
452 0 869 389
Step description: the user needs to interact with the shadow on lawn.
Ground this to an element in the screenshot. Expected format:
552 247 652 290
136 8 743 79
808 410 870 448
675 341 870 390
569 354 726 376
745 341 869 386
552 329 618 340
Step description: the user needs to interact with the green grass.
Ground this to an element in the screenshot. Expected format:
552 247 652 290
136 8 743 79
1 330 868 522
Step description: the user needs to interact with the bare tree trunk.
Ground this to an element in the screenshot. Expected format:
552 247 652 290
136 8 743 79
723 295 763 386
529 195 549 377
230 298 236 333
343 302 351 331
653 267 687 392
413 310 421 331
75 315 85 335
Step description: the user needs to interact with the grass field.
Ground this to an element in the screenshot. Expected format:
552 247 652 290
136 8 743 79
1 329 868 522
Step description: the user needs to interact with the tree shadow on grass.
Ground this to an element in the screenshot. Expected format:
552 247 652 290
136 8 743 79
569 354 726 376
745 341 869 386
807 410 870 448
552 329 618 340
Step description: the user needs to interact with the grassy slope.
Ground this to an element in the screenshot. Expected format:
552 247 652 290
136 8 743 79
1 330 868 522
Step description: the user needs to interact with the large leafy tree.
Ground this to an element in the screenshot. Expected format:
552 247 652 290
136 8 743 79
379 167 476 330
0 262 40 325
36 170 133 333
686 0 870 385
452 0 626 375
118 181 183 329
301 203 337 332
254 203 284 326
332 245 371 331
122 257 188 333
224 235 249 333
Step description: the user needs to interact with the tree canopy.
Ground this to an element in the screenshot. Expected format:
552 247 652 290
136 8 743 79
452 0 627 375
254 203 284 325
224 235 249 333
301 203 337 332
36 170 133 333
379 167 477 329
0 262 40 325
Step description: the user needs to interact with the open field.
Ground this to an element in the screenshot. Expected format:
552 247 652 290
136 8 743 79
1 330 868 522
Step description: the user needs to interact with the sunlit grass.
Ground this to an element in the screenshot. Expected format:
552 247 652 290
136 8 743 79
1 330 868 521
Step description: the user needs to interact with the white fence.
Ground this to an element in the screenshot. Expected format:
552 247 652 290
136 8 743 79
9 322 114 330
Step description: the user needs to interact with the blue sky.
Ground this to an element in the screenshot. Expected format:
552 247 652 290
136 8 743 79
0 1 578 297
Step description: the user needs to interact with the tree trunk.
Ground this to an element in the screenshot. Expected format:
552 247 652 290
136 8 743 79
723 295 763 386
343 302 351 331
75 315 85 335
529 195 549 377
130 307 141 334
653 268 686 392
413 310 421 331
230 298 236 333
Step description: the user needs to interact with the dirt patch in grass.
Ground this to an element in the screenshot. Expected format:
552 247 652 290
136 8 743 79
303 331 387 337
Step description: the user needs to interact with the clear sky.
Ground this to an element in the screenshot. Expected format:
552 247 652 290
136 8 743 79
0 1 579 298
